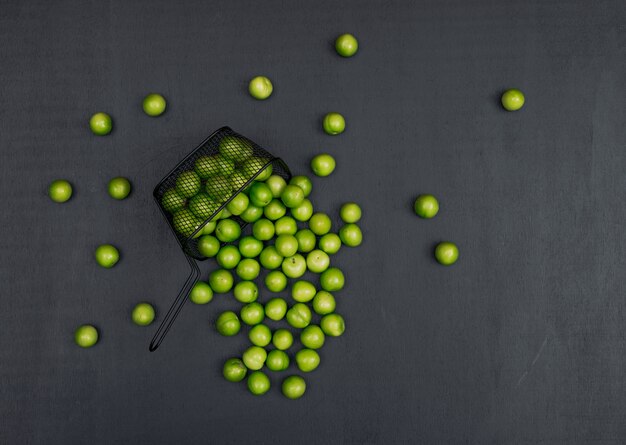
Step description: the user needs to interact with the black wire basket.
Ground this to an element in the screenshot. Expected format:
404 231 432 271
150 126 291 351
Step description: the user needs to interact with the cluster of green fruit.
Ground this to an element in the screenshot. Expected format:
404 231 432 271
52 94 169 348
186 164 362 399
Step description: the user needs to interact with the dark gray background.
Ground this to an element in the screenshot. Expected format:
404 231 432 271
2 0 626 443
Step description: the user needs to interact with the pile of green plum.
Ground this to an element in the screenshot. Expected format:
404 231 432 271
184 166 363 399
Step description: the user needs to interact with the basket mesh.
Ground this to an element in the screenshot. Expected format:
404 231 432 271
154 127 291 259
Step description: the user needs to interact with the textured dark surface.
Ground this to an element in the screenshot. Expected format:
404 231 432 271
2 1 626 443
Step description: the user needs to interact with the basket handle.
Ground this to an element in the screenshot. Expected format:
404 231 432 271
149 256 200 351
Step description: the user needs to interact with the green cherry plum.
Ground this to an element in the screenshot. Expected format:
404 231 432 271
233 281 259 303
291 199 314 222
208 269 234 293
175 170 201 198
263 199 287 220
248 324 272 347
223 358 247 382
89 112 112 136
239 236 263 258
189 281 214 304
142 93 167 116
95 244 119 268
267 350 290 372
247 371 270 395
74 324 98 348
289 176 312 197
236 258 261 281
295 349 320 372
295 229 317 253
252 218 275 241
322 112 346 135
240 302 265 326
215 219 241 243
216 245 241 269
226 193 249 216
335 33 358 57
48 179 73 203
435 242 459 265
501 88 525 111
243 346 267 371
282 254 307 279
300 325 325 349
309 213 332 236
339 223 363 247
286 303 312 329
197 235 220 258
265 270 288 292
131 303 155 326
248 76 273 100
240 204 264 223
312 291 336 315
265 298 288 321
259 245 284 270
161 188 186 214
282 375 306 399
340 202 361 223
274 216 298 236
280 184 305 208
318 233 341 255
275 234 299 258
320 267 345 292
320 313 345 337
108 177 131 200
292 280 317 303
265 174 287 198
272 328 293 350
215 311 241 336
414 194 439 219
310 154 336 177
306 249 330 273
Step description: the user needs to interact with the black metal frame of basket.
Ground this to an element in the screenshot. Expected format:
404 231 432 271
149 126 291 351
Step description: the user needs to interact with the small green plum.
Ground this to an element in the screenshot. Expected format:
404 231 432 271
248 324 272 347
223 358 247 382
282 375 306 399
189 281 213 304
272 328 293 350
320 267 345 292
248 76 273 100
95 244 119 268
240 302 265 326
247 371 270 395
74 324 98 348
208 269 234 293
89 112 112 136
310 154 336 177
215 311 241 336
435 242 459 265
335 33 358 57
295 349 320 372
48 179 73 203
265 298 288 321
501 88 525 111
322 112 346 135
312 291 336 315
242 346 267 371
318 233 342 255
320 313 345 337
142 93 167 116
414 194 439 219
131 303 155 326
